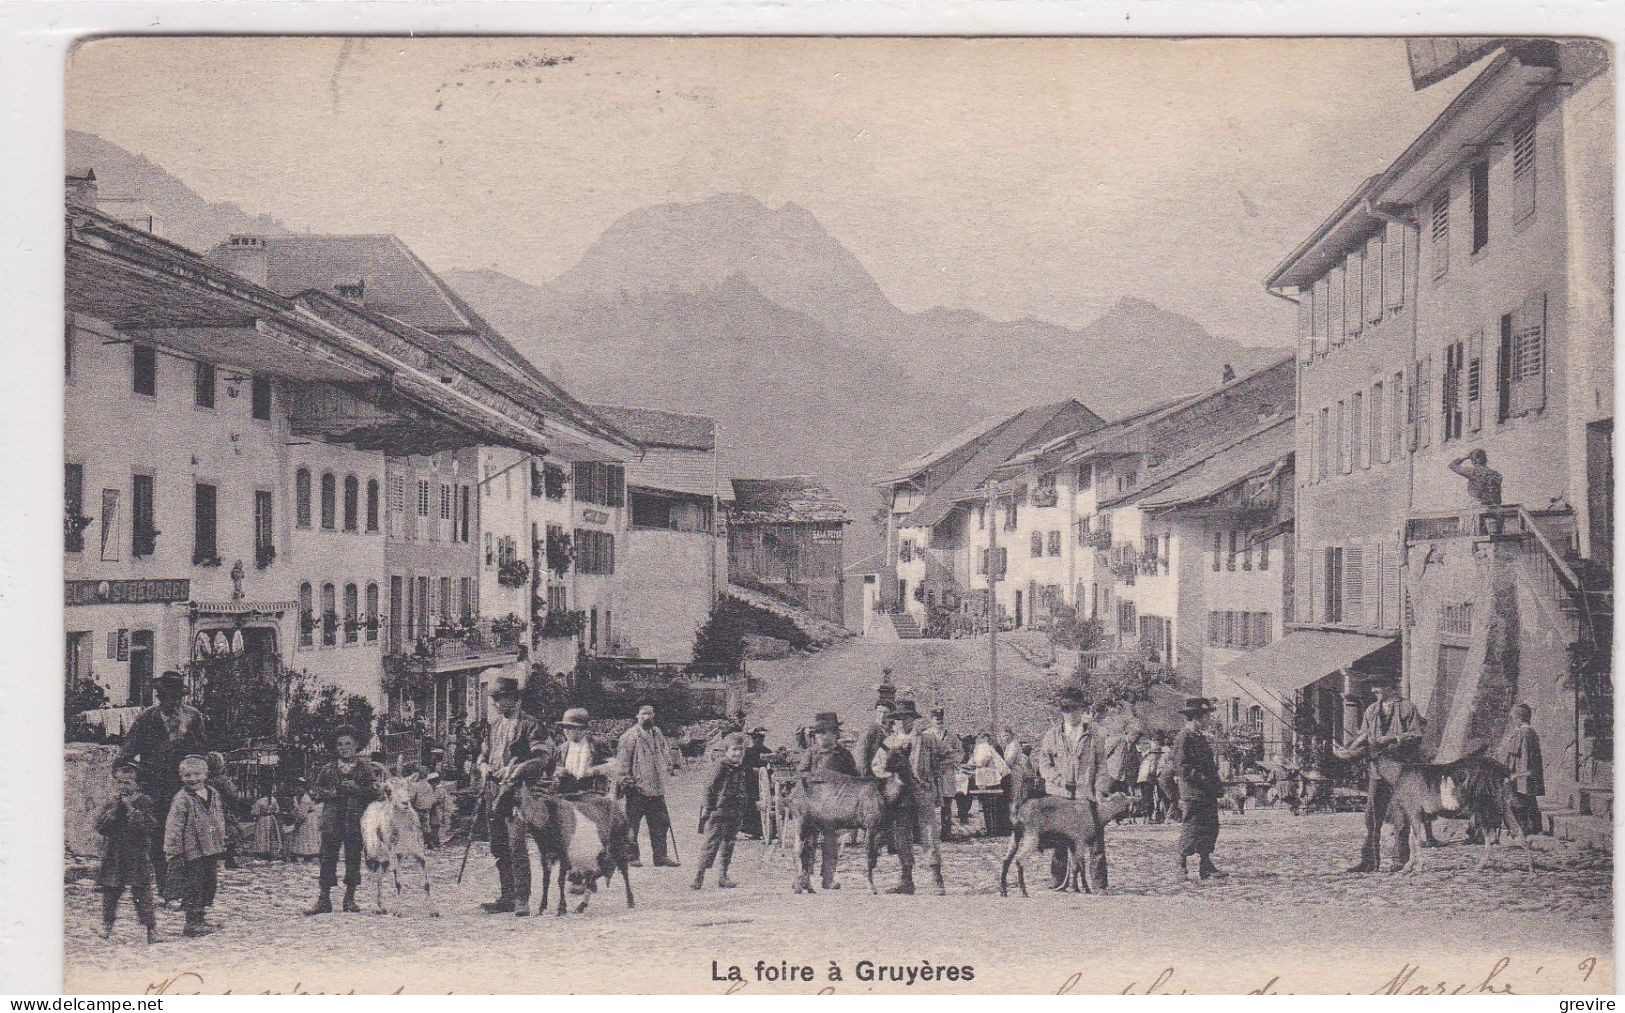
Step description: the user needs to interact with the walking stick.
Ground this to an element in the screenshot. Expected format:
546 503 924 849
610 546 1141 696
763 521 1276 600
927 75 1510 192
457 781 490 885
667 821 682 864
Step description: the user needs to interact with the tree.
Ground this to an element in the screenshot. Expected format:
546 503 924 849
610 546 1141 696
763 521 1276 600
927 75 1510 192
1065 648 1178 717
692 600 748 671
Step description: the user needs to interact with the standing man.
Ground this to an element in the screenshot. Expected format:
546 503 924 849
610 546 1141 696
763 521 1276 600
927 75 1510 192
1500 702 1545 836
303 725 380 915
871 699 953 894
1169 698 1226 882
1341 670 1424 873
1450 449 1506 533
926 708 960 841
114 670 209 903
800 712 859 889
616 702 680 868
1036 685 1110 891
555 707 612 794
1104 720 1144 796
857 696 893 777
741 728 770 839
478 676 551 914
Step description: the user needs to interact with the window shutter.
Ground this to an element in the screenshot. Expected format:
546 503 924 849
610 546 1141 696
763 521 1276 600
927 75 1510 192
1297 290 1315 363
1512 292 1548 415
1431 190 1450 278
1363 542 1383 628
1329 267 1345 346
1468 328 1484 431
1418 354 1432 447
1304 552 1317 626
1365 235 1384 323
1314 277 1330 354
1344 252 1362 337
1382 543 1402 632
1344 544 1364 626
1512 119 1536 221
1391 371 1406 460
1385 221 1406 310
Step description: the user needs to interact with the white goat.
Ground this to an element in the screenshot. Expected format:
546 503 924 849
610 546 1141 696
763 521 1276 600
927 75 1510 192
361 778 438 917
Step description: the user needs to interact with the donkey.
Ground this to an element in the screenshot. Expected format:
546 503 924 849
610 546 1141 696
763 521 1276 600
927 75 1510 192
359 778 438 917
1001 792 1134 897
786 771 902 895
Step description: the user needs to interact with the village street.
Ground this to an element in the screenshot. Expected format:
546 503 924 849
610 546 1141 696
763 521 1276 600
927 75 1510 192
63 636 1612 995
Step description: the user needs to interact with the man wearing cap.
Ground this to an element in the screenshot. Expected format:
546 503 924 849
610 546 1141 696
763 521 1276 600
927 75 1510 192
1170 698 1226 882
555 707 612 794
925 707 961 842
616 702 680 868
1341 669 1423 873
115 670 209 901
1037 684 1111 891
871 699 954 894
478 675 551 914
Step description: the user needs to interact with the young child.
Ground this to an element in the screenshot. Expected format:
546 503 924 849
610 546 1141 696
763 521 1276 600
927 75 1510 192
95 762 164 944
287 779 323 861
692 732 751 890
163 754 228 937
248 792 285 860
205 752 244 869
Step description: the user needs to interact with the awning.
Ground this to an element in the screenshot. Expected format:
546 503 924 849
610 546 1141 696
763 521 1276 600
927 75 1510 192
1215 630 1396 702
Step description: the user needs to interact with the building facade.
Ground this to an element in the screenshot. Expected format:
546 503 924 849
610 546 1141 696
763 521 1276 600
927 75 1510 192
727 477 851 625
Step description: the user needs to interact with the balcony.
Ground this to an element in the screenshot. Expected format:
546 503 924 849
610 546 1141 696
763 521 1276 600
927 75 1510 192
1405 504 1576 550
399 615 526 672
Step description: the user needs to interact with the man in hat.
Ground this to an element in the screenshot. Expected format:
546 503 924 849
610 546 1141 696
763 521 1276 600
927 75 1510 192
616 702 680 868
1169 698 1226 882
858 696 893 779
871 699 954 894
1037 684 1111 890
478 675 552 914
555 707 613 794
797 712 858 889
741 728 770 839
115 670 209 901
925 707 962 841
1342 669 1423 873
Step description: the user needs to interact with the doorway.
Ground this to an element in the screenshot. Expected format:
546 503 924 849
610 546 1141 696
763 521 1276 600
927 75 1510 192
1014 590 1024 628
127 630 154 706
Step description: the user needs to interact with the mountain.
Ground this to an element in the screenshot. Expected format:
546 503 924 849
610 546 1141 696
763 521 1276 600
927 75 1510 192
65 130 291 252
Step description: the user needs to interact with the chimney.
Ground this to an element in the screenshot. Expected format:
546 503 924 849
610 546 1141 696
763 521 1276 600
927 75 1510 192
65 168 98 209
218 235 268 287
1221 364 1236 384
335 280 365 304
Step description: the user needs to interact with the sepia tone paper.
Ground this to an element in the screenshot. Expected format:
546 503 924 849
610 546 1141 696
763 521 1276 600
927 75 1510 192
59 35 1612 994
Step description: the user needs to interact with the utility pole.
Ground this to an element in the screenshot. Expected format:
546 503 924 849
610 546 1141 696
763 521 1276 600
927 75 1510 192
986 482 1002 736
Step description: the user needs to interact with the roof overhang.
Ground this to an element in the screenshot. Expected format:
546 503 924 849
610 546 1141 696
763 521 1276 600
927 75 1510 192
1263 177 1385 290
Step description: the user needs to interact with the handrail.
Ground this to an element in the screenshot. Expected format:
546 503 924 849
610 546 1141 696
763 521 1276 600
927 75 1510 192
1516 505 1581 593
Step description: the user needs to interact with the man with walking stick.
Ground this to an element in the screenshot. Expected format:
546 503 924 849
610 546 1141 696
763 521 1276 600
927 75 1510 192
475 675 551 915
616 702 681 868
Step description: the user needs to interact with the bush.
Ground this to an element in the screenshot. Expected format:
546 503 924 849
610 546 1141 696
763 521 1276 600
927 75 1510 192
283 677 375 755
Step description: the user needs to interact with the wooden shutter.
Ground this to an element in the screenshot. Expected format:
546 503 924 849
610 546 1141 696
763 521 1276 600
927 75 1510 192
1314 278 1331 355
1511 292 1548 415
1365 235 1384 323
1385 221 1406 310
1468 328 1484 431
1344 253 1363 337
1363 542 1383 628
1305 552 1317 626
1293 549 1310 625
1512 119 1536 221
1391 371 1406 460
1382 543 1402 632
1344 544 1364 626
1431 190 1450 278
1297 290 1315 363
1329 267 1345 346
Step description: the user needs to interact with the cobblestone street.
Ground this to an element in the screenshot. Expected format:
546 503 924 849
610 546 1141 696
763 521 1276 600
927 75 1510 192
65 639 1613 994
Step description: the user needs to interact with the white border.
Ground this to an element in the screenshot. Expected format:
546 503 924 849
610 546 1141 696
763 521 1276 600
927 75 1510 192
3 0 1621 1000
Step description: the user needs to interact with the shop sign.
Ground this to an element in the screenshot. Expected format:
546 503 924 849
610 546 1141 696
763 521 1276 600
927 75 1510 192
581 509 610 525
67 578 191 607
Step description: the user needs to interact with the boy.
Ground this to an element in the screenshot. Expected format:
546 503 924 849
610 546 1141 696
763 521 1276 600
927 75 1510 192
304 725 380 915
692 732 751 890
96 762 164 944
163 754 228 937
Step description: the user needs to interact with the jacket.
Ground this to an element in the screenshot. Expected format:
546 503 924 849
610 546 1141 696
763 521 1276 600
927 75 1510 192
857 722 890 779
1349 697 1424 764
114 704 209 794
556 737 613 791
1037 721 1110 801
1102 734 1140 785
480 711 553 774
1170 729 1223 807
701 760 753 824
163 785 228 862
800 742 859 777
1500 723 1545 796
96 792 158 888
616 723 671 796
310 758 381 837
925 727 960 795
871 730 954 809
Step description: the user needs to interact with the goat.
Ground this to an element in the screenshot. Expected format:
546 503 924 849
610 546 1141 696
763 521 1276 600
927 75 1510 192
787 772 902 895
514 785 634 916
360 778 438 917
1000 792 1134 897
1384 755 1534 874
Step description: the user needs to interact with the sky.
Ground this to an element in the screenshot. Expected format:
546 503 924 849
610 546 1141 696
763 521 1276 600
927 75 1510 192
66 36 1475 347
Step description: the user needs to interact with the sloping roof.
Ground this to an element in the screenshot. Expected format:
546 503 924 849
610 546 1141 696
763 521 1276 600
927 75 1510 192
844 550 888 576
1133 415 1296 512
729 477 851 525
904 400 1104 529
588 404 715 451
999 395 1196 476
875 413 1011 485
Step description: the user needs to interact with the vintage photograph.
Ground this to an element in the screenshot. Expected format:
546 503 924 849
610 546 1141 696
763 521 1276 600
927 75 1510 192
58 35 1612 993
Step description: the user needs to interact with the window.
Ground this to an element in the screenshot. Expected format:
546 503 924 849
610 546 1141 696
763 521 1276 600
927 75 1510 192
1226 530 1238 572
1296 286 1315 361
1335 400 1347 474
194 361 216 408
1045 530 1061 557
572 462 626 507
1323 547 1344 624
1371 382 1387 464
365 479 379 532
1391 371 1406 460
1117 600 1137 638
254 490 273 559
320 472 336 529
1328 266 1345 345
460 485 471 542
295 468 311 528
1442 340 1465 442
976 505 986 530
131 473 156 557
1313 277 1330 353
65 463 85 552
1344 250 1363 337
1364 234 1384 324
1500 293 1548 419
1030 531 1043 558
299 582 314 648
100 488 121 561
415 576 429 636
1212 530 1222 572
439 577 452 622
343 475 359 531
132 344 157 396
1004 500 1018 531
366 583 379 642
1512 119 1537 222
251 376 272 420
1076 463 1092 491
1467 329 1484 432
1469 160 1490 254
1258 534 1270 571
1351 391 1365 468
1415 355 1432 448
322 583 337 646
417 479 431 517
1385 221 1406 310
1317 408 1329 480
459 578 474 621
344 584 359 645
1117 464 1138 493
575 529 617 574
1431 191 1450 278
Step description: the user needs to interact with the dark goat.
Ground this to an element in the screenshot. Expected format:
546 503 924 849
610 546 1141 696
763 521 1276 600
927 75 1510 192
786 771 900 895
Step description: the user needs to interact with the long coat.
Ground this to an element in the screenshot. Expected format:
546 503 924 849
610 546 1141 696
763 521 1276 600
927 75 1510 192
1500 723 1545 796
96 792 158 889
481 711 553 773
1037 722 1110 800
616 724 672 796
800 742 859 777
310 758 381 838
871 731 954 811
163 785 229 862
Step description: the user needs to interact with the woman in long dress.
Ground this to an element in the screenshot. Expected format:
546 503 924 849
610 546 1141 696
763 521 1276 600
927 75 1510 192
248 794 286 859
287 782 323 861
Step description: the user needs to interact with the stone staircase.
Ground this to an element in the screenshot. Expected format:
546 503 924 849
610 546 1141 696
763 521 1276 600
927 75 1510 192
889 612 923 639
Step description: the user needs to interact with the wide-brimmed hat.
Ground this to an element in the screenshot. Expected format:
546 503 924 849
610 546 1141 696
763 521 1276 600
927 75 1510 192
811 711 842 734
155 671 187 695
1179 696 1217 717
490 676 522 700
887 698 921 722
557 707 590 729
749 727 768 738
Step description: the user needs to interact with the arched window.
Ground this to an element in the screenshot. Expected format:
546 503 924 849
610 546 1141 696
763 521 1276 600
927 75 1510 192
320 472 336 529
344 583 359 644
365 582 379 642
298 581 314 648
321 582 337 646
343 475 359 531
365 479 380 532
295 468 312 528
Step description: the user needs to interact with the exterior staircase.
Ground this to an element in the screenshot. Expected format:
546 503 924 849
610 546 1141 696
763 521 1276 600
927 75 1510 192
889 612 923 639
